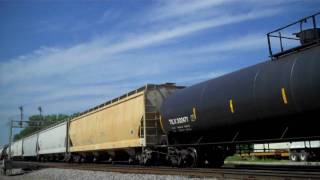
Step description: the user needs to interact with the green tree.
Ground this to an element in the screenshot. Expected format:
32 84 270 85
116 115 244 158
13 114 70 141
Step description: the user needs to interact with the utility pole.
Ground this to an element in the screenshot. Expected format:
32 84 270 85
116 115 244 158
5 106 50 169
38 106 42 126
38 106 42 118
8 120 12 160
19 106 23 128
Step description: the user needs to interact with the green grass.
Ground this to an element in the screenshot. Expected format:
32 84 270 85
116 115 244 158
225 155 287 162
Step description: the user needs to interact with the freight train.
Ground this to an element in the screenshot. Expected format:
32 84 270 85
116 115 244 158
1 13 320 168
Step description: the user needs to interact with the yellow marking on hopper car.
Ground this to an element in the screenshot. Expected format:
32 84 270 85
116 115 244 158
229 99 235 114
192 107 197 121
281 88 288 104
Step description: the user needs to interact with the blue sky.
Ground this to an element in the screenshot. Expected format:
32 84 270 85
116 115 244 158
0 0 319 145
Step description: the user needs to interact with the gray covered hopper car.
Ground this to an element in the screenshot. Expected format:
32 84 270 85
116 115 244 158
9 140 23 159
37 121 67 161
22 134 38 159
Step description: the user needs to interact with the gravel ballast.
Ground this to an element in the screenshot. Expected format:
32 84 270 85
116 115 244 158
0 168 216 180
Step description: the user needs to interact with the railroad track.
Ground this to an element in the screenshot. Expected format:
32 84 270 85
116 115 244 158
22 162 320 179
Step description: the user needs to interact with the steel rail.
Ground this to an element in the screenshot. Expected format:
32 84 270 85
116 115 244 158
28 162 320 179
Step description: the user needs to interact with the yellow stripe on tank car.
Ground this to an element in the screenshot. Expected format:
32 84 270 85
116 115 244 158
159 115 166 133
281 88 288 104
229 99 235 114
192 107 197 121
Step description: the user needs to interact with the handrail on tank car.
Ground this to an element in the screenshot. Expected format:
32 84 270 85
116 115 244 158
267 12 320 60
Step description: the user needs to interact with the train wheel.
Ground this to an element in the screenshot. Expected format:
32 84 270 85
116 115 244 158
142 148 153 166
64 154 72 162
128 157 134 164
80 157 85 163
299 151 309 161
40 156 45 162
108 157 113 163
93 157 99 163
289 151 299 161
138 154 151 166
72 155 81 163
137 151 152 166
186 147 197 168
172 148 198 168
136 153 142 165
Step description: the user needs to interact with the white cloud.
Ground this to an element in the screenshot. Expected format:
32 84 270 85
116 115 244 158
0 8 279 86
174 70 228 85
151 0 229 21
148 0 288 23
97 9 122 24
186 33 267 54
